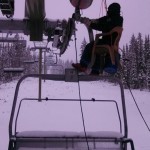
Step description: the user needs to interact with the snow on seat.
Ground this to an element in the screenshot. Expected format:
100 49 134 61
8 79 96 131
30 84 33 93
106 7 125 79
3 67 24 73
15 131 124 150
16 130 123 138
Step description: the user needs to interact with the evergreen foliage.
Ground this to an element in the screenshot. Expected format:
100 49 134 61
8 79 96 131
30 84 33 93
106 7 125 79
80 37 87 56
122 33 150 90
0 34 38 84
1 33 150 91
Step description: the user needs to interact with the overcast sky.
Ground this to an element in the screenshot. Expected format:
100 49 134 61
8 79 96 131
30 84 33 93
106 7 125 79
0 0 150 60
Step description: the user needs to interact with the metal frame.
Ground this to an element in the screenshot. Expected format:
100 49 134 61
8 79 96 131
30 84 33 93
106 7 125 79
9 74 128 137
8 73 135 150
15 98 122 135
3 67 24 73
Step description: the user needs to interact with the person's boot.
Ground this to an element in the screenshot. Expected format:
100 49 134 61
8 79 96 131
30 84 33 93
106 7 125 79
72 63 87 72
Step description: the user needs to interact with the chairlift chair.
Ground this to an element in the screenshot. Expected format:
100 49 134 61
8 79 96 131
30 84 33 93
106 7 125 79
3 67 24 73
90 26 123 74
8 72 135 150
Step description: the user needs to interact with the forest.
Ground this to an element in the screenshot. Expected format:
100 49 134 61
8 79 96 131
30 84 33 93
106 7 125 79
0 33 150 90
79 33 150 90
0 34 38 83
121 33 150 90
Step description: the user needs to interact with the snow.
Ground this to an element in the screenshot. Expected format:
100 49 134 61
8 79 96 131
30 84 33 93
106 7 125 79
16 131 123 138
0 76 150 150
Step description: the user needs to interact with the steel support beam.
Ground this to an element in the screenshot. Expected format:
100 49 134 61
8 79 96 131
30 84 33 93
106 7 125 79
0 37 26 43
0 18 69 55
0 19 28 34
25 0 45 19
0 18 63 35
25 0 46 41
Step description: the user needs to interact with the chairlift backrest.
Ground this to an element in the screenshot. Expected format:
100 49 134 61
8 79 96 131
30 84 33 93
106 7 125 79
92 26 123 65
110 26 123 52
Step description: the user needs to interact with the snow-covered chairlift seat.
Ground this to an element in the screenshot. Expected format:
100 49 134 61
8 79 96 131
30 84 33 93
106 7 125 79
3 67 24 73
15 130 124 150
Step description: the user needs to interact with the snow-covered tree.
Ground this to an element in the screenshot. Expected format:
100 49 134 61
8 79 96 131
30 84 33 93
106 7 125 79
80 38 87 56
144 35 150 90
122 33 150 90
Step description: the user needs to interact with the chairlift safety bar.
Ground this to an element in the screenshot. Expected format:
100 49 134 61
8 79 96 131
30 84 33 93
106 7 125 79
9 73 128 139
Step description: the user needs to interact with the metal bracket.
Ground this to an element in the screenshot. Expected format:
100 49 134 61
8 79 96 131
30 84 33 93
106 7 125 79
65 68 78 82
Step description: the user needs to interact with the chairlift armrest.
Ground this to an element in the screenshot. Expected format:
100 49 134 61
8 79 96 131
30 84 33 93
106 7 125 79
95 26 123 41
122 138 135 150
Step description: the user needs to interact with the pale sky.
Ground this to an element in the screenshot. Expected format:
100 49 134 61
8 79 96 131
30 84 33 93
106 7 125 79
0 0 150 61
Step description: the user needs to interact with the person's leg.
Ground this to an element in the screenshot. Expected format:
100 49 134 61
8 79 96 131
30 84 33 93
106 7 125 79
90 40 104 75
91 55 101 74
104 54 117 74
90 39 110 75
80 41 94 68
72 41 94 72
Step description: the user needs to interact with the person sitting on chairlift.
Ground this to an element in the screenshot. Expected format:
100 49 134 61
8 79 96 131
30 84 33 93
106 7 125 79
72 2 123 75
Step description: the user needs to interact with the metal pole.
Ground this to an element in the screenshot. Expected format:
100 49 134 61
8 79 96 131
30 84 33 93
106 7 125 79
44 50 46 82
38 48 42 101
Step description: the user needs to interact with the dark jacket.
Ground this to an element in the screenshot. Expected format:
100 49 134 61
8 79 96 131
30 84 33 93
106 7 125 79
90 14 123 45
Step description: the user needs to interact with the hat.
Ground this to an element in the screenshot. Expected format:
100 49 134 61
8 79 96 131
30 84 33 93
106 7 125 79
108 3 121 14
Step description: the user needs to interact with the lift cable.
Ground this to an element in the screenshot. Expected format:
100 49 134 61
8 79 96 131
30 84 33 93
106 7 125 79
99 0 107 17
97 0 107 35
125 77 150 132
103 0 108 13
73 25 90 150
71 2 107 147
99 0 104 17
121 67 150 132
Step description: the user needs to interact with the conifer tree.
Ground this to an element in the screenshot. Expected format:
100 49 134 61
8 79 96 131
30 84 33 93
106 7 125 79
128 34 139 88
136 33 145 89
122 33 150 90
80 38 87 56
144 35 150 90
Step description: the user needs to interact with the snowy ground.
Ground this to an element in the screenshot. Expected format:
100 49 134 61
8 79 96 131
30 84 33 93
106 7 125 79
0 76 150 150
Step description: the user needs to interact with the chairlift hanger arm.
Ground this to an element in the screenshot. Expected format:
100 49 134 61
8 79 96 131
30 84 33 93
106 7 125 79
0 0 94 56
51 53 58 64
59 0 95 55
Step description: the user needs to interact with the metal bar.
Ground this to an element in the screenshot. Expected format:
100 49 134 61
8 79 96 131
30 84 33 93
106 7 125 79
0 38 26 43
14 98 122 135
44 50 46 80
3 67 24 73
16 97 120 102
123 138 135 150
30 47 50 51
15 137 123 142
87 27 94 42
0 18 63 34
25 0 46 41
38 49 42 101
9 74 128 138
117 79 128 138
0 19 29 34
25 0 45 19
